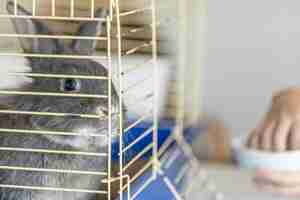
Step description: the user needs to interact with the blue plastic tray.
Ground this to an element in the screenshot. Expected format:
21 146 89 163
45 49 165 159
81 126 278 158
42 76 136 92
112 119 203 200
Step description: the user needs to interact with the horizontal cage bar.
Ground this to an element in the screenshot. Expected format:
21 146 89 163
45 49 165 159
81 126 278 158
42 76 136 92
164 149 182 169
0 165 107 176
122 126 153 154
121 24 153 38
175 164 190 184
0 14 106 22
10 73 108 80
0 184 107 194
163 177 182 200
0 34 107 41
0 91 107 99
120 159 154 191
0 53 107 60
122 143 153 172
122 42 152 56
119 7 152 17
124 112 153 132
158 135 176 158
0 147 107 157
131 176 155 200
0 110 105 119
0 128 108 137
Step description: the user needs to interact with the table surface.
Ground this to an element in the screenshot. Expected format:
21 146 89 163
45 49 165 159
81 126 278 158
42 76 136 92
196 163 296 200
123 162 296 200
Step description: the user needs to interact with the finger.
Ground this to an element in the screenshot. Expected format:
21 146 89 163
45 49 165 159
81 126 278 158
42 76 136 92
289 122 300 150
247 120 267 149
255 169 300 186
259 121 276 151
247 131 260 149
272 116 292 152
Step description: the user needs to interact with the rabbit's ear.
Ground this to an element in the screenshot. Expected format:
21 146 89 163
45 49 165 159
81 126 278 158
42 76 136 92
71 8 107 55
7 1 60 54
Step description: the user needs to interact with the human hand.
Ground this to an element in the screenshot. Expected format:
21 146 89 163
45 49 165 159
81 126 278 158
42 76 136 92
247 87 300 151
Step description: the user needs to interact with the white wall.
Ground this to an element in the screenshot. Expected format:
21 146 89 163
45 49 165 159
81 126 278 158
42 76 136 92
206 0 300 136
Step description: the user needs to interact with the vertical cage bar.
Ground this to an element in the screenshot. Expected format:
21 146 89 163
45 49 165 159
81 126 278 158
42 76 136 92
14 0 17 15
107 16 112 200
115 1 124 199
51 0 56 16
91 0 95 18
110 0 114 20
127 178 131 200
70 0 75 17
151 0 159 179
32 0 36 16
176 0 186 145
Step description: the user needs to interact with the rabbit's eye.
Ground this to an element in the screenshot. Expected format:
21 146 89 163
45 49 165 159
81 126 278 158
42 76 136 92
61 79 81 92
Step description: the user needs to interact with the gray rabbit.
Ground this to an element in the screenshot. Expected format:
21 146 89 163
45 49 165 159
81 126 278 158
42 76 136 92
0 1 120 200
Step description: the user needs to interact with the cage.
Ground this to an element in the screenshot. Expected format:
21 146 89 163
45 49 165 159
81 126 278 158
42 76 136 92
0 0 211 200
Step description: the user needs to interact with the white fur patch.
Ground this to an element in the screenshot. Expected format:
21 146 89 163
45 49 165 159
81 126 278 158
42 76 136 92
47 127 109 149
0 56 32 89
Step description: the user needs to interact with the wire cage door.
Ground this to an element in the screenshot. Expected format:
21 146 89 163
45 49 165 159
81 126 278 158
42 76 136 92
109 0 160 200
0 0 161 200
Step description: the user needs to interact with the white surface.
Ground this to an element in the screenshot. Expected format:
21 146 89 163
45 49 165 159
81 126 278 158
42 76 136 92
205 0 300 136
201 164 294 200
232 137 300 171
181 162 294 199
0 56 32 89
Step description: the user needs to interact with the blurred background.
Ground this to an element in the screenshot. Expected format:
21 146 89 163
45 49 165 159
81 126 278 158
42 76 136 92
206 0 300 137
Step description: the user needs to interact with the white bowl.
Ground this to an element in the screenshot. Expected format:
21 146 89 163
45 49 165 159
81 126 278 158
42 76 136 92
232 136 300 171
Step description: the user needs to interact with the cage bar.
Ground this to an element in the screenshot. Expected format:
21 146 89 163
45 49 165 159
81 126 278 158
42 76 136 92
122 126 154 154
70 0 75 18
0 128 109 137
0 147 108 157
0 33 107 40
107 15 113 200
32 0 36 16
124 113 153 132
131 176 155 200
0 52 107 60
0 14 106 21
119 7 152 17
8 72 108 80
120 159 154 191
0 184 108 194
51 0 56 16
122 143 153 172
0 90 108 99
123 42 152 56
114 1 124 199
0 165 107 176
0 109 107 119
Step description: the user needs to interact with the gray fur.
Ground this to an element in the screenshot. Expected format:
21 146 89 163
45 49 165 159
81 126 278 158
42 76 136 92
0 1 119 200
